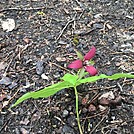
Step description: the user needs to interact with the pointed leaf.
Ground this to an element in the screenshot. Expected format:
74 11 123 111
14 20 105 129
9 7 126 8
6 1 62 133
74 49 83 60
61 73 78 86
12 81 73 107
78 68 85 79
88 60 95 65
77 73 134 86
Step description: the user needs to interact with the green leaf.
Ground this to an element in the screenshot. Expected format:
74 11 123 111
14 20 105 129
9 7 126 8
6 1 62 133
77 73 134 86
88 60 95 65
37 11 45 16
78 68 85 79
73 35 79 46
12 81 73 107
61 73 78 86
74 49 83 60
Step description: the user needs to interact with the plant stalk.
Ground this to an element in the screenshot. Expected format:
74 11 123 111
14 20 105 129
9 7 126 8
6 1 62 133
74 86 83 134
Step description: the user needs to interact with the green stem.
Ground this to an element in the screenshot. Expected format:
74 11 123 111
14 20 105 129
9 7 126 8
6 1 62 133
74 86 83 134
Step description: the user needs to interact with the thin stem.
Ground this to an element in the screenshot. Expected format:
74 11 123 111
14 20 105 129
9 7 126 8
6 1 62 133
74 86 83 134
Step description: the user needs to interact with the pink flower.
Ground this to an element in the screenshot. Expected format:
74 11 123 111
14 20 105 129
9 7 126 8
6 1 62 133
68 46 97 76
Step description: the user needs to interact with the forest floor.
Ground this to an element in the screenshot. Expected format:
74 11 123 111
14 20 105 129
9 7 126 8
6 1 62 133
0 0 134 134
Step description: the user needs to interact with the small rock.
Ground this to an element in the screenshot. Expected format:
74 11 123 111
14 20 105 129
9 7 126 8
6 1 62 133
99 105 107 111
82 94 89 105
41 73 49 80
20 118 30 125
99 97 110 105
62 125 75 134
20 128 29 134
82 107 88 113
63 110 69 117
23 37 31 44
106 70 113 76
58 40 67 45
2 101 8 108
88 104 96 112
36 61 44 75
15 128 20 134
56 57 66 62
67 116 77 127
93 23 103 29
53 73 60 79
109 96 122 105
0 62 7 70
0 76 12 85
94 13 102 19
8 81 18 89
106 23 112 29
0 94 6 101
1 18 15 32
98 91 115 100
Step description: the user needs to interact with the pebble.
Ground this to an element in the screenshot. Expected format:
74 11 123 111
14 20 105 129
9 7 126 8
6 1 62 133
8 81 18 89
53 73 60 79
94 13 102 19
58 40 67 45
106 70 113 76
99 105 107 111
93 23 103 29
41 73 49 80
0 76 12 85
88 104 96 112
82 107 88 113
67 116 77 127
62 125 75 134
36 61 44 75
63 110 69 117
20 128 29 134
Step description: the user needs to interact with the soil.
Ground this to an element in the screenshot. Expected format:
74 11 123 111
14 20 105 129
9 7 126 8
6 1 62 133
0 0 134 134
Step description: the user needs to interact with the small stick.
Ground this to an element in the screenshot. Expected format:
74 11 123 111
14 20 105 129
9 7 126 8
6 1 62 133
89 109 109 134
55 19 75 42
50 62 72 73
0 6 53 12
3 53 15 76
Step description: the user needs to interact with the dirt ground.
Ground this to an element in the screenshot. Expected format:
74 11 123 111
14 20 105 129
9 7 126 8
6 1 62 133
0 0 134 134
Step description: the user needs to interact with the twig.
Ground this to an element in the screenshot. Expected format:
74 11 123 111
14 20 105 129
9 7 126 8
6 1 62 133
76 28 95 36
89 109 109 134
3 53 15 76
81 109 108 120
55 14 77 42
7 87 20 107
50 62 73 74
0 6 53 12
101 118 134 133
0 119 10 132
